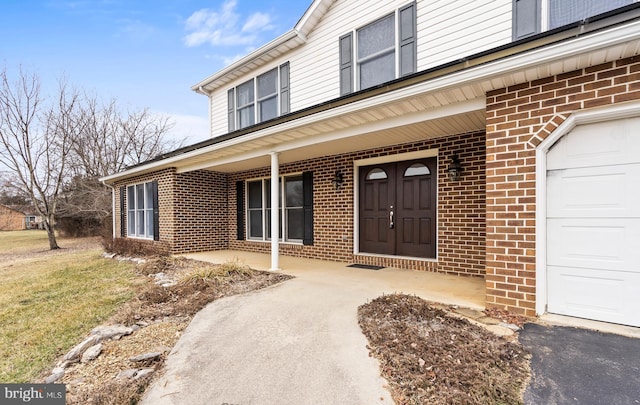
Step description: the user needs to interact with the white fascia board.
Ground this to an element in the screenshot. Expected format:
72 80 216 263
105 20 640 184
295 0 334 37
190 30 302 91
192 0 333 91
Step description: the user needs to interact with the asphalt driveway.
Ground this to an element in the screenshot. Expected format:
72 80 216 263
519 323 640 405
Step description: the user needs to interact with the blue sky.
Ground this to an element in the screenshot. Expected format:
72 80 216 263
0 0 311 145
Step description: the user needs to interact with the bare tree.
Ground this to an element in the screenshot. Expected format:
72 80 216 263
0 68 82 249
56 96 177 236
68 97 175 177
0 67 179 242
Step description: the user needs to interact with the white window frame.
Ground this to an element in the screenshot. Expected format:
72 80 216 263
126 181 154 240
542 0 637 31
229 64 288 130
355 12 398 91
246 173 304 244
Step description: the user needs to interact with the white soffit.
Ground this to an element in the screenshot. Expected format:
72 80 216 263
178 109 486 173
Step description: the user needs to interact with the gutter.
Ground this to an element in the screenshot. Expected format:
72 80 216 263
100 5 640 185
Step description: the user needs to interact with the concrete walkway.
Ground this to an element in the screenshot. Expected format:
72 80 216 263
141 251 485 405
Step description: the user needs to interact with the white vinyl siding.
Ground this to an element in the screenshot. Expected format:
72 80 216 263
208 0 513 138
418 0 512 70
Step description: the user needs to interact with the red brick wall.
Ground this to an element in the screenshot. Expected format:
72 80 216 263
114 169 175 252
113 168 229 254
173 170 229 253
228 130 486 277
485 56 640 316
0 205 25 231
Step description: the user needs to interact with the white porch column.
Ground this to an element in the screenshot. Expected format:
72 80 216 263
270 151 280 271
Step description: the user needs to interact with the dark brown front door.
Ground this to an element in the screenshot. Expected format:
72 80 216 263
359 158 437 258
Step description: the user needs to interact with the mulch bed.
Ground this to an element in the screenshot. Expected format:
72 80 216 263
61 256 292 404
358 294 531 405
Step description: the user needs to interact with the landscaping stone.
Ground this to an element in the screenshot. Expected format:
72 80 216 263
129 352 163 363
44 367 65 384
500 322 520 331
134 368 155 380
152 272 177 288
115 368 155 381
63 336 100 363
81 344 103 363
115 369 139 381
91 324 134 340
484 324 515 337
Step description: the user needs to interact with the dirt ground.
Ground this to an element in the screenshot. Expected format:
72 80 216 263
32 241 532 404
359 294 531 405
55 256 292 405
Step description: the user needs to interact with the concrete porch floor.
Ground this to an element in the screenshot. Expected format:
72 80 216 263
183 250 486 310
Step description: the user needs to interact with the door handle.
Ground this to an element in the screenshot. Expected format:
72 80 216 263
389 207 394 229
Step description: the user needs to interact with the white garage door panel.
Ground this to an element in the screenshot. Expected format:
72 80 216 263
547 218 640 272
547 265 640 326
547 164 639 218
547 116 640 170
547 116 640 327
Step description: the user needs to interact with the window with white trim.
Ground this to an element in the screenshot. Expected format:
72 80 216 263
228 62 290 131
339 2 416 95
246 174 304 242
127 182 157 239
513 0 634 40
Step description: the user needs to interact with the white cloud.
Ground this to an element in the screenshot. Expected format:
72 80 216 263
242 12 273 33
183 0 275 48
160 112 210 146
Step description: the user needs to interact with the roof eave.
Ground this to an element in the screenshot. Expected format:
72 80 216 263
190 0 334 93
103 7 640 185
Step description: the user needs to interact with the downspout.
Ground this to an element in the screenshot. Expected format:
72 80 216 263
101 180 117 239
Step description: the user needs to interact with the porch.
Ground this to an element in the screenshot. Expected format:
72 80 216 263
183 250 486 310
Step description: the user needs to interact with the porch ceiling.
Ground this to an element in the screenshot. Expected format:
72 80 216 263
174 97 486 173
180 109 486 173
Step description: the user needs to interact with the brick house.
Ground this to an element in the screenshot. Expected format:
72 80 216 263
0 204 26 231
102 0 640 327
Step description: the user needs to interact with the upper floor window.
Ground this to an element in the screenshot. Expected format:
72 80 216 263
513 0 634 40
228 62 290 132
340 2 417 95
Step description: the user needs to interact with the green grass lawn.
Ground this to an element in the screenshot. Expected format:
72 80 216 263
0 230 51 253
0 231 138 382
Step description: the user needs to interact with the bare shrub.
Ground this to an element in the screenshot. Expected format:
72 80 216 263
101 236 169 257
178 258 252 285
111 257 292 326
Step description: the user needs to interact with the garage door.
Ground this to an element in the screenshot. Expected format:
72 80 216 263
547 117 640 327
